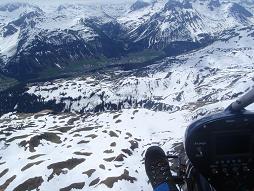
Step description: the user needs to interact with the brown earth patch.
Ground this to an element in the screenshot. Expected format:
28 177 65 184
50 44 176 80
59 116 67 120
103 149 114 154
60 182 85 191
129 140 139 151
116 130 121 134
83 169 96 177
133 110 139 115
73 134 82 137
0 169 8 178
110 142 116 147
113 114 121 119
28 154 46 160
109 131 118 138
70 126 101 134
78 140 90 144
89 178 100 187
126 132 132 137
21 161 44 172
115 120 122 123
67 117 80 125
73 152 92 156
134 138 142 142
19 133 62 152
103 157 115 162
56 126 74 133
85 134 98 139
99 164 105 170
0 175 16 190
114 154 127 162
100 169 137 188
13 176 43 191
122 149 133 156
47 158 85 181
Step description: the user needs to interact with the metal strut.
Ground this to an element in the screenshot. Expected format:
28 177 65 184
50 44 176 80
227 87 254 112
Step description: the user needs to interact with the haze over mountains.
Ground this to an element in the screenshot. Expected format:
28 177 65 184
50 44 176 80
0 0 254 191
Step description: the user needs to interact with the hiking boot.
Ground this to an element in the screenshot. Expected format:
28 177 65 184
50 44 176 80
145 146 178 190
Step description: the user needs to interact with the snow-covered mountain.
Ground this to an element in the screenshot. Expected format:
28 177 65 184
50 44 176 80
0 0 253 78
0 2 130 78
121 0 254 50
3 25 251 114
0 21 254 190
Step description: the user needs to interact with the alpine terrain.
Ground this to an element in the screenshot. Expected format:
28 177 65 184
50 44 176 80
0 0 254 190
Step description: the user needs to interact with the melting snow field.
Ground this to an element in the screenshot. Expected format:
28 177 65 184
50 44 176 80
0 99 244 191
0 109 189 191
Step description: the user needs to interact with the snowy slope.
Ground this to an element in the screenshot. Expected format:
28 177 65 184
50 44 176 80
0 2 131 76
26 26 254 113
121 0 254 49
0 109 188 191
118 0 168 31
0 25 254 190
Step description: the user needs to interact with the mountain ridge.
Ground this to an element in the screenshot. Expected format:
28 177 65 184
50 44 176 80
0 0 253 79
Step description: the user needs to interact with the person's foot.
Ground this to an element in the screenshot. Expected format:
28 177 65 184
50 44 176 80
145 146 178 190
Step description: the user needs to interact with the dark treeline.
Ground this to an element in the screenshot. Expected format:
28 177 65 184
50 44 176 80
0 84 65 116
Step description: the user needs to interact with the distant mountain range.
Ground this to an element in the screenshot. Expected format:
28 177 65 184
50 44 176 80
0 0 253 79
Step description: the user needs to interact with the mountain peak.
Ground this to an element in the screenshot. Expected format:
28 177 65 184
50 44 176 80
229 3 253 23
130 0 150 11
164 0 192 10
